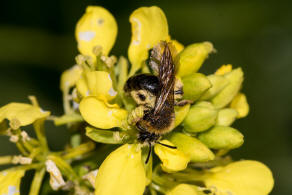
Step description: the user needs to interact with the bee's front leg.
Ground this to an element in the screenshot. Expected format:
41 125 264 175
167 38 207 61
127 106 144 125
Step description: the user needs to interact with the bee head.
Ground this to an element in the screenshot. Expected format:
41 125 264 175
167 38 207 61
124 74 161 107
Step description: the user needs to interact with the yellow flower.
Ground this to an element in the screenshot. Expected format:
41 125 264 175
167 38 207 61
95 144 146 195
166 184 199 195
128 6 169 76
154 140 190 172
79 96 127 129
60 65 83 91
204 160 274 195
76 70 117 101
215 64 232 76
76 6 117 57
0 169 25 195
0 102 50 129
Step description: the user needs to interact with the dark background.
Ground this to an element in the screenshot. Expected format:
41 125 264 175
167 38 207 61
0 0 291 194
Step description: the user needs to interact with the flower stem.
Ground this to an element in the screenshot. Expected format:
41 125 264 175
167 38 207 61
33 119 49 153
29 168 46 195
0 155 13 165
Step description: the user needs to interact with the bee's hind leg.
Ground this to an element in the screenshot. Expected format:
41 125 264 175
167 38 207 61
174 100 193 106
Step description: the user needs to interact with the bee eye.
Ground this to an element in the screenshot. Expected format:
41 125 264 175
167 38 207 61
137 93 146 101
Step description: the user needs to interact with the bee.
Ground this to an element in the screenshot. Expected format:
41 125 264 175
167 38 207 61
124 42 191 162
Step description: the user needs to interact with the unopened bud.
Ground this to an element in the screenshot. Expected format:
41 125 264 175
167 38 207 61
230 93 249 118
211 68 244 108
182 73 211 101
176 42 214 77
198 126 244 149
200 74 229 100
169 133 215 162
183 102 218 133
216 108 238 126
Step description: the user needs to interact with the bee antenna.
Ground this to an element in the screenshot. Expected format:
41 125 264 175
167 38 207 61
145 142 152 164
157 141 177 149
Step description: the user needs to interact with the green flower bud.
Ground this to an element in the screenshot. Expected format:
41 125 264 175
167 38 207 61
169 133 215 162
176 42 214 77
198 126 244 149
200 74 229 100
183 101 218 133
216 108 238 126
211 68 243 108
86 127 129 144
182 73 211 101
230 93 249 118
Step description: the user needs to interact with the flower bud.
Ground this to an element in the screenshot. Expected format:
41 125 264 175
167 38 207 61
95 144 146 195
76 71 117 101
200 74 229 100
169 133 214 162
79 96 128 129
60 65 83 91
230 93 249 118
174 104 190 127
198 126 244 149
204 160 274 195
0 169 25 195
216 108 238 126
0 103 50 127
166 184 199 195
86 126 129 144
182 73 211 101
183 102 218 133
154 140 190 172
176 42 214 77
211 68 244 108
76 6 117 57
128 6 169 76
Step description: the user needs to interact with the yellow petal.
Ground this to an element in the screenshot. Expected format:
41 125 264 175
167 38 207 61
176 42 214 77
154 140 190 172
76 71 117 101
128 6 169 76
230 93 249 118
171 40 184 54
79 96 127 129
215 64 232 76
76 6 117 57
0 169 25 195
60 65 83 91
0 103 50 128
166 184 199 195
95 144 146 195
204 160 274 195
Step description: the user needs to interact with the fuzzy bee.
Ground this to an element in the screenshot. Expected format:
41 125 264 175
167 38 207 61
124 42 191 162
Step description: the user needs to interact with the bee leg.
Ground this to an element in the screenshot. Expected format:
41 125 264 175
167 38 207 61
174 100 193 106
157 141 177 149
127 106 144 125
145 142 152 164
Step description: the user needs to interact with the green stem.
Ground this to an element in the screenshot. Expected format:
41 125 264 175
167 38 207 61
62 142 95 160
0 155 13 165
29 168 46 195
53 113 84 126
7 163 43 171
16 142 29 156
33 119 49 153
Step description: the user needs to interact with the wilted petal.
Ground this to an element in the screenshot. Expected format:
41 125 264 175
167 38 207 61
79 96 128 129
0 169 25 195
76 6 117 56
204 160 274 195
95 144 146 195
154 140 190 173
128 6 169 76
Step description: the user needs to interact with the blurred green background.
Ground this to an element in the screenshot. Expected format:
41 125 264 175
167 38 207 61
0 0 291 194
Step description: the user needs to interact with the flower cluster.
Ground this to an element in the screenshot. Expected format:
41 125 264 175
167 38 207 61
0 5 273 195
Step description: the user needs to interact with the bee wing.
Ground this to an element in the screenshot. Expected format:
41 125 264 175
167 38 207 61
153 43 175 115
